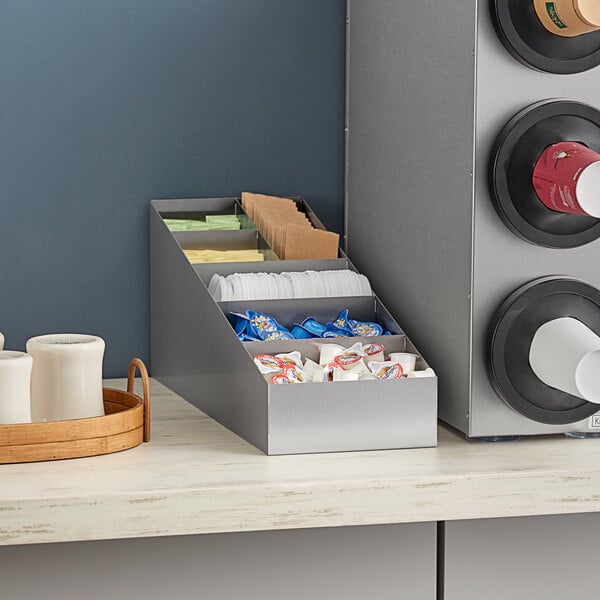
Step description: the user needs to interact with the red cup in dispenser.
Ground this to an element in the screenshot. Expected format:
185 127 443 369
532 141 600 218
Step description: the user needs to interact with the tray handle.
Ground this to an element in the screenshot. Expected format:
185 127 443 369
127 358 151 442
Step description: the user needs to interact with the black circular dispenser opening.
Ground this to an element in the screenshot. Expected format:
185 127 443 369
490 99 600 248
491 0 600 73
488 277 600 424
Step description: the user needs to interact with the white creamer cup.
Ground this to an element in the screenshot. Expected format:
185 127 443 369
27 334 106 422
369 361 404 379
359 372 378 381
407 368 436 378
276 351 303 368
0 351 33 424
362 343 385 364
333 369 360 382
349 360 370 376
388 352 419 374
529 317 600 404
302 359 323 381
318 344 345 366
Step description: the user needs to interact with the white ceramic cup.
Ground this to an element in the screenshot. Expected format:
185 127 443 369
388 352 419 374
0 332 4 351
27 334 106 422
529 317 600 404
0 351 33 424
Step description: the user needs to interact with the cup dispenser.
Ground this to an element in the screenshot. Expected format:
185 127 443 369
489 277 600 427
346 1 600 438
491 0 600 73
489 99 600 248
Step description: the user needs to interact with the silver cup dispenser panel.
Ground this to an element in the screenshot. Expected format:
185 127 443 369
346 0 600 437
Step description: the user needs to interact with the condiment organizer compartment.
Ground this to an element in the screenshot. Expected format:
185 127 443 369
218 296 403 339
155 196 335 262
154 197 278 262
150 197 437 454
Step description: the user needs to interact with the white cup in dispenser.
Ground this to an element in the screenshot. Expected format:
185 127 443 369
529 317 600 404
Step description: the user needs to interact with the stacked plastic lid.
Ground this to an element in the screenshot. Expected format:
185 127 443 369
208 270 372 302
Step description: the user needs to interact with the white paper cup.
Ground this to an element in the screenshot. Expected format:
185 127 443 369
529 317 600 404
27 334 106 422
0 351 33 424
388 352 419 374
576 161 600 218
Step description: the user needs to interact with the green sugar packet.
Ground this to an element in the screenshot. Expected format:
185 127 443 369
205 215 241 231
163 219 209 232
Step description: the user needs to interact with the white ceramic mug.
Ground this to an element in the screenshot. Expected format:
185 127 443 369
27 334 106 422
0 351 33 424
529 317 600 404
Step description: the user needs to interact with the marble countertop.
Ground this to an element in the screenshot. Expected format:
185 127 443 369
1 378 599 546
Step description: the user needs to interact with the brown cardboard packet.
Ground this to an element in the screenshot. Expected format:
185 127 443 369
241 192 296 221
261 209 310 256
284 224 339 260
242 192 329 258
261 209 309 257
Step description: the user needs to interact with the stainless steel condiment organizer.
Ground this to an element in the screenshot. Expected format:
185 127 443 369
150 197 437 454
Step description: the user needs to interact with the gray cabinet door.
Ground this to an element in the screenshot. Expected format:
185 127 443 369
0 523 437 600
443 514 600 600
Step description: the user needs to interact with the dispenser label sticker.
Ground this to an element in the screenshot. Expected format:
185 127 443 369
545 3 567 29
589 415 600 429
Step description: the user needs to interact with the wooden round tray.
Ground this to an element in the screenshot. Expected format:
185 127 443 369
0 358 150 464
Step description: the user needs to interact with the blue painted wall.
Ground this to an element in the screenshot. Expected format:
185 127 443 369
0 0 346 376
